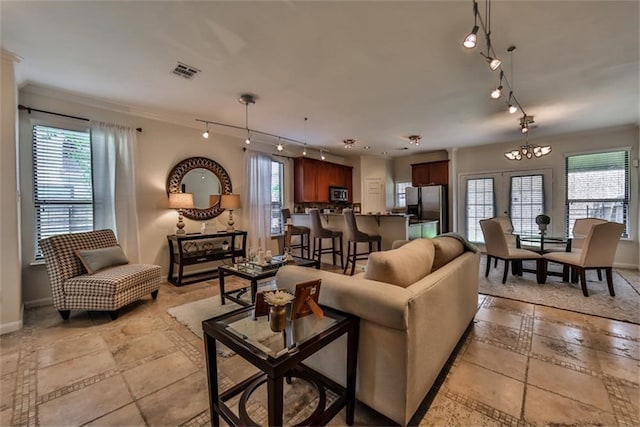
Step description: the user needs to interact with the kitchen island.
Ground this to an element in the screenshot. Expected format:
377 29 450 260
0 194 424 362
291 212 438 265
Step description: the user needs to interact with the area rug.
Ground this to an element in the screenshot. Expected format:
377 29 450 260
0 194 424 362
479 257 640 324
167 294 278 356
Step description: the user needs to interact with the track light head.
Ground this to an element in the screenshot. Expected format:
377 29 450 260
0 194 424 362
302 143 307 156
508 104 518 114
491 85 503 99
276 142 284 152
488 56 502 70
463 26 479 49
202 122 210 139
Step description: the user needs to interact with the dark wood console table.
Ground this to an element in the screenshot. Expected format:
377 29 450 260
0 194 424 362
167 231 247 286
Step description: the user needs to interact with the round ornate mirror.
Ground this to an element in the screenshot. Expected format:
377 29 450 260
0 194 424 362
166 157 232 220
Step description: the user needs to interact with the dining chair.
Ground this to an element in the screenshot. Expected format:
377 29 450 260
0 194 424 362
480 218 544 284
569 217 607 281
541 221 624 297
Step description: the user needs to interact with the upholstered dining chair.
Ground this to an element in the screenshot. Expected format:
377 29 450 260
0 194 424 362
343 208 381 275
480 218 544 284
541 221 624 297
569 217 607 281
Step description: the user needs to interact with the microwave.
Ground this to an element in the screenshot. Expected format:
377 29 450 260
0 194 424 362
329 186 348 202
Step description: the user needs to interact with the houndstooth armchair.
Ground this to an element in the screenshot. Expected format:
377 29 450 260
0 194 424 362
40 229 161 320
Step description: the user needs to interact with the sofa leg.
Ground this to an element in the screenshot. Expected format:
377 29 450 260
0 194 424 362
151 290 159 300
109 310 119 320
58 310 70 320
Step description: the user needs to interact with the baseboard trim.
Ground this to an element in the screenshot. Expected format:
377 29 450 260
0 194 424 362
24 297 53 308
613 262 638 270
0 319 23 335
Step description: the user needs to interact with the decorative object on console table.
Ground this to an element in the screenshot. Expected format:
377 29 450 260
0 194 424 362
168 192 194 235
221 194 241 231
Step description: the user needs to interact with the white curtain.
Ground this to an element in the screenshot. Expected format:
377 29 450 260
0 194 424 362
91 121 141 262
243 151 272 252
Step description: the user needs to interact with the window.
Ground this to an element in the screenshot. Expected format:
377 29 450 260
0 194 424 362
466 178 495 242
510 174 544 235
566 150 629 237
395 181 412 208
33 124 93 259
271 160 284 234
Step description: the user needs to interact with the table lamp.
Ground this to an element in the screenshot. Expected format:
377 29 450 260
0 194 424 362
220 194 241 231
168 192 194 234
209 194 220 208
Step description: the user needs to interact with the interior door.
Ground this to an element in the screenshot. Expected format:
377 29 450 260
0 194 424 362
363 177 383 213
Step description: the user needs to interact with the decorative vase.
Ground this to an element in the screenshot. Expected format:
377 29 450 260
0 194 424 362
269 305 287 332
265 250 272 263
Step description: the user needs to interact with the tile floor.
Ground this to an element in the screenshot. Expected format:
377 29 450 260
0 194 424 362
1 268 638 426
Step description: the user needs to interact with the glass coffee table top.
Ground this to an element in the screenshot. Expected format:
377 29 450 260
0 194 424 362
210 305 344 359
221 256 317 279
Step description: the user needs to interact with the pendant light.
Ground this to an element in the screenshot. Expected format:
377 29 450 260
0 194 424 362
463 1 479 48
238 94 255 144
490 71 504 99
202 122 209 139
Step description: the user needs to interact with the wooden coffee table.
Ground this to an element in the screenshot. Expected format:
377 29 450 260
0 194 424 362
218 256 319 306
203 305 359 426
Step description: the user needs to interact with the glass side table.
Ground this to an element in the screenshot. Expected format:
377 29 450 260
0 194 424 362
203 305 359 426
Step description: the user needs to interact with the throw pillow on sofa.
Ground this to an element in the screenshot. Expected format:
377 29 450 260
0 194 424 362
364 238 435 287
75 246 129 274
431 236 465 271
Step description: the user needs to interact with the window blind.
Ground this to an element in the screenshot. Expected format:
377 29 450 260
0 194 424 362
510 175 544 235
466 178 495 243
33 125 93 259
566 150 629 237
395 182 412 208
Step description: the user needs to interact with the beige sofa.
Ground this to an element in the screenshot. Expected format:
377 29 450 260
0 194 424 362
275 236 480 425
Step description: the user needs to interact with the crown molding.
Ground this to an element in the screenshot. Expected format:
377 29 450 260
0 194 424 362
1 49 22 64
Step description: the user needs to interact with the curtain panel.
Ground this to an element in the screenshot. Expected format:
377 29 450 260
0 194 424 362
90 121 141 262
243 151 272 252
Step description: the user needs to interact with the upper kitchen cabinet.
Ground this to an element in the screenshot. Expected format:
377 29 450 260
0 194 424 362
294 157 353 203
411 160 449 186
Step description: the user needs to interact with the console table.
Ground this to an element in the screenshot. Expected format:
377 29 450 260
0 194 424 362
167 231 247 286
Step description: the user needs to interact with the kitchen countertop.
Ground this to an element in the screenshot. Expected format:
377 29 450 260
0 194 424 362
292 212 409 217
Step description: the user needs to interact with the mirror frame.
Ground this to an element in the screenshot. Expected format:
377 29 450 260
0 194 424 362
166 156 232 220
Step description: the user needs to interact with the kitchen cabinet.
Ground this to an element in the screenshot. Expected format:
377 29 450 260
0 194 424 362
294 157 353 203
411 160 449 186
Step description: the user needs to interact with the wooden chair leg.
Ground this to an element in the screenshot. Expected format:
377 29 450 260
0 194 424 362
494 258 498 268
502 259 509 284
571 267 578 284
339 235 344 269
485 255 491 277
597 268 603 281
343 241 351 274
562 265 570 282
606 267 615 296
578 268 589 297
350 242 357 276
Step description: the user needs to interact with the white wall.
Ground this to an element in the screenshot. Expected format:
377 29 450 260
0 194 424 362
18 86 251 305
0 50 23 333
454 125 639 269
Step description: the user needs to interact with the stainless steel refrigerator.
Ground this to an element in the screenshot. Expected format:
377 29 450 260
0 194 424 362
406 185 448 234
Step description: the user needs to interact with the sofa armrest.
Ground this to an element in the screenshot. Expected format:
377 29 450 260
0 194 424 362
275 265 412 330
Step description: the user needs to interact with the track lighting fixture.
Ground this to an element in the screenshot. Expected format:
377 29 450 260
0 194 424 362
491 71 503 99
507 92 517 113
408 135 422 146
202 122 209 139
463 1 479 48
197 99 331 160
486 55 502 71
520 115 533 134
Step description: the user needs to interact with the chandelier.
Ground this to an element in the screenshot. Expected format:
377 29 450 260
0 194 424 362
504 134 552 160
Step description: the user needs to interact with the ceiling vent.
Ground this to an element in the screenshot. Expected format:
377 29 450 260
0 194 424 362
171 62 200 80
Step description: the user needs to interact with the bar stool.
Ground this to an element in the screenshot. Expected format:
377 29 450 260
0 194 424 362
343 208 382 275
309 208 343 268
281 208 310 258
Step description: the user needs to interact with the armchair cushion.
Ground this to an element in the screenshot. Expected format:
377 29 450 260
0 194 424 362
65 264 161 296
364 238 435 287
76 246 129 274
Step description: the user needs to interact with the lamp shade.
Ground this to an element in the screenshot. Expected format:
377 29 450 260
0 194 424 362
168 192 194 209
209 194 220 207
220 194 241 210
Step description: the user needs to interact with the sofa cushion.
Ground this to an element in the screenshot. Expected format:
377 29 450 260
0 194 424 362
431 236 465 271
364 239 435 288
75 246 129 274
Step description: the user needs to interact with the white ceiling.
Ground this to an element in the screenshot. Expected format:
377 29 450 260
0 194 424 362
2 1 638 157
